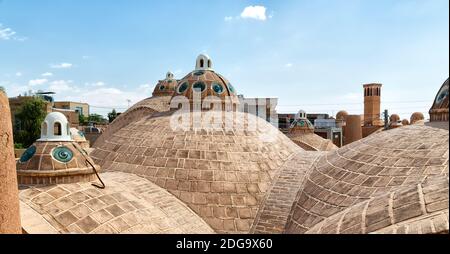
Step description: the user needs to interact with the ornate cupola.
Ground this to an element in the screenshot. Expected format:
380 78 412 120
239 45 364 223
429 78 449 122
38 112 72 142
152 71 178 97
289 110 314 134
171 54 240 112
16 112 101 185
195 54 213 71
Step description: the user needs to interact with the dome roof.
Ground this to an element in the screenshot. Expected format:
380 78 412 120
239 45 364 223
39 112 72 142
93 96 172 148
401 119 409 125
19 171 214 234
336 111 349 121
289 111 314 133
91 111 300 233
410 112 425 124
152 71 178 97
390 114 400 123
429 78 449 122
285 125 449 233
16 141 98 185
289 119 314 132
171 55 239 111
287 132 338 151
306 176 449 234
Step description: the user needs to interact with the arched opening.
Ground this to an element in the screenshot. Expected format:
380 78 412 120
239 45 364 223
67 123 70 136
200 59 204 68
207 60 211 68
54 122 62 136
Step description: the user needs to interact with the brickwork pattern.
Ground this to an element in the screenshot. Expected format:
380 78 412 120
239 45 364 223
16 141 98 185
91 111 301 233
252 151 324 233
288 133 338 151
19 171 214 234
306 176 449 234
285 125 449 233
93 96 172 147
429 78 449 122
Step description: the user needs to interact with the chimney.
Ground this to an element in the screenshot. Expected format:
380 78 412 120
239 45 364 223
344 115 363 145
363 83 382 126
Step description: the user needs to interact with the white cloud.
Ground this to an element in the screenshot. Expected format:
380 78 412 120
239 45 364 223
41 72 53 77
0 24 16 40
85 81 106 87
28 79 48 86
240 5 267 21
50 63 73 69
5 78 156 116
15 72 22 77
49 80 80 93
0 24 26 41
224 16 234 21
285 63 293 68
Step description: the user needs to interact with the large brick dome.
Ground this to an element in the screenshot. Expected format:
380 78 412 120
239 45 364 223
285 125 449 234
91 111 301 233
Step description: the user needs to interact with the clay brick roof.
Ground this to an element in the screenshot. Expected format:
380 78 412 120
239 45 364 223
93 96 172 148
306 176 449 234
288 132 338 151
91 111 301 233
16 141 98 185
152 79 178 97
19 171 214 234
429 78 449 122
285 125 449 233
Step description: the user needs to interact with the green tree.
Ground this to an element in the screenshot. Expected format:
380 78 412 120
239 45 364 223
0 86 5 93
107 109 118 123
79 113 86 125
88 113 107 124
14 97 47 148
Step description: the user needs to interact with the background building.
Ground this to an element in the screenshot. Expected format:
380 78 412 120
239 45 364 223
53 101 90 117
239 96 279 127
9 95 90 131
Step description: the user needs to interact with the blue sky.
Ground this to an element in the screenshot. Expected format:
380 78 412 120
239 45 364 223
1 0 448 119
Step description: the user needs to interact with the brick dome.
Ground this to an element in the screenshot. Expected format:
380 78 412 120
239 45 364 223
171 55 239 112
336 111 349 121
410 112 425 124
285 125 449 234
91 111 300 233
19 172 214 234
429 78 449 122
390 114 400 123
152 72 178 97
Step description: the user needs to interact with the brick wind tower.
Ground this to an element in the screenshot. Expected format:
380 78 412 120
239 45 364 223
363 83 383 126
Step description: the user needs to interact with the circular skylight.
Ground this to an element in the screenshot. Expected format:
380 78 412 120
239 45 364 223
193 82 206 93
52 146 74 163
177 82 189 94
212 83 224 94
